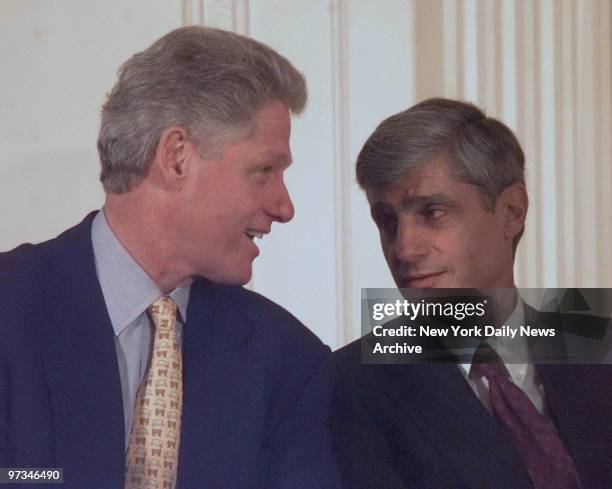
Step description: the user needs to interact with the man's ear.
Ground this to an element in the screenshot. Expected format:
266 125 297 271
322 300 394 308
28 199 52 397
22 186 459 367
498 182 529 240
151 126 194 189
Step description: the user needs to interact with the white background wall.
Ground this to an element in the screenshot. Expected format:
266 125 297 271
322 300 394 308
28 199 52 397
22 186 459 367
2 1 610 349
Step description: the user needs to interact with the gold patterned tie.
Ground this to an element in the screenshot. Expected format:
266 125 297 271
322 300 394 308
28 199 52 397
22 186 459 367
125 297 183 489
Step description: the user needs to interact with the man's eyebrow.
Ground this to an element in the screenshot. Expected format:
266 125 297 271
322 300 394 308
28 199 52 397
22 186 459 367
368 193 456 216
399 193 456 209
258 151 293 167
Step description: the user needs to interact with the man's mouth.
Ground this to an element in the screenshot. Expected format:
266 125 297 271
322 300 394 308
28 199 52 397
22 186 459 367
402 272 445 288
245 230 267 240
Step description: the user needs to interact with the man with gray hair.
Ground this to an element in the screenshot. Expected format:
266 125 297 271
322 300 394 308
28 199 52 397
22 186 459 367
0 26 340 489
330 98 612 488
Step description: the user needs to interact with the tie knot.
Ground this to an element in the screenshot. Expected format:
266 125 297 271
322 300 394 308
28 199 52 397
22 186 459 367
148 296 178 330
470 342 510 381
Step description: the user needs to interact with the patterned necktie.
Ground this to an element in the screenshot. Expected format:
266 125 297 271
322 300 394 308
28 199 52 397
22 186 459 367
471 343 581 489
125 297 183 489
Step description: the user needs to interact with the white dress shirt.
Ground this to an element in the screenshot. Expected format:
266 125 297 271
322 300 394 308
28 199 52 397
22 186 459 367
91 209 190 448
457 295 547 414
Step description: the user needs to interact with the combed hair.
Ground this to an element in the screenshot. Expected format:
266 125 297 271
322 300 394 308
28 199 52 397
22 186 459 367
356 97 525 211
98 26 307 194
356 97 526 250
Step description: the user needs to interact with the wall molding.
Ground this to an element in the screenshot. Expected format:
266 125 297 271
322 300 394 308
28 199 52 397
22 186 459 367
330 0 352 345
183 0 249 34
182 0 203 25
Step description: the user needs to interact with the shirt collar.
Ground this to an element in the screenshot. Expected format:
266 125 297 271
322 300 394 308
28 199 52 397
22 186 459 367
91 209 190 335
458 290 528 379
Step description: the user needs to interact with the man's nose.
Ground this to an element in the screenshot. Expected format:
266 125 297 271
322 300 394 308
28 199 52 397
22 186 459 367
393 221 428 262
266 178 295 223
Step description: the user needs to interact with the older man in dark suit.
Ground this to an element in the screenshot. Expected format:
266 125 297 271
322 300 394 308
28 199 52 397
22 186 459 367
0 26 340 489
330 98 612 489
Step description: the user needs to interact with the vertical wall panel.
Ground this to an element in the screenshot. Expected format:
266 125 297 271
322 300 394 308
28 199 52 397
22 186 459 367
514 0 526 284
182 0 203 25
539 0 557 286
482 0 497 112
463 0 479 102
443 0 459 98
570 0 580 285
200 0 249 33
559 0 575 286
501 0 517 129
330 0 353 346
597 0 612 287
519 0 541 286
414 0 444 100
494 4 503 116
576 1 597 286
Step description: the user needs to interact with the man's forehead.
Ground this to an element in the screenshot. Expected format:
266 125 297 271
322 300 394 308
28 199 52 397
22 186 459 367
221 134 292 168
366 160 458 206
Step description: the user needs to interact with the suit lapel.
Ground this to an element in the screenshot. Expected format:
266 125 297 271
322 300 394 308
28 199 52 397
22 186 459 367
177 280 268 488
42 213 125 487
366 363 533 488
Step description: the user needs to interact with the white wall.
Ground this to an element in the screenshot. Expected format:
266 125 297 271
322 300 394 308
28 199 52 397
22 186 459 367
0 0 182 248
2 1 610 349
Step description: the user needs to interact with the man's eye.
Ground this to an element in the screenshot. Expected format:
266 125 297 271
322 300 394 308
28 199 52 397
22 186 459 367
253 165 275 183
423 206 446 221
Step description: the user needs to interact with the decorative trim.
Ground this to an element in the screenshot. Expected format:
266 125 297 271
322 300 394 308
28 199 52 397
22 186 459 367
203 0 234 30
442 0 458 98
330 0 352 345
463 0 479 102
231 0 250 35
539 0 557 285
575 0 597 285
182 0 203 25
596 0 612 287
184 0 250 34
560 0 576 286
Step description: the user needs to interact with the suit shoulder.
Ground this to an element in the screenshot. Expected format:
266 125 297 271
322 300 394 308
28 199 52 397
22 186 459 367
207 281 327 353
0 241 57 352
0 213 96 303
334 336 362 367
200 281 333 413
0 241 47 271
0 241 53 298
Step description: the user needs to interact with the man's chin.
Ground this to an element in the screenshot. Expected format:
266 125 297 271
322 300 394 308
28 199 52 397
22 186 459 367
203 266 253 286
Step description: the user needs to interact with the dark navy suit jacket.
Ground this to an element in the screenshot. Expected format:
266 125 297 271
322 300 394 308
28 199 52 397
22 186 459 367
0 213 341 489
331 315 612 489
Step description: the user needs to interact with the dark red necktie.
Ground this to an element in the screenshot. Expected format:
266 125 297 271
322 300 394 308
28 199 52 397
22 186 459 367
471 343 581 489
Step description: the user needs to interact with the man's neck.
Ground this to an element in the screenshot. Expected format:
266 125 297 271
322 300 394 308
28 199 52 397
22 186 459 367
489 287 518 326
103 196 192 293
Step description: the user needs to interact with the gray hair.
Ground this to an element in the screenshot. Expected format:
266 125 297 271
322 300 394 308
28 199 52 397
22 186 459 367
98 26 307 194
356 97 526 250
356 97 525 210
